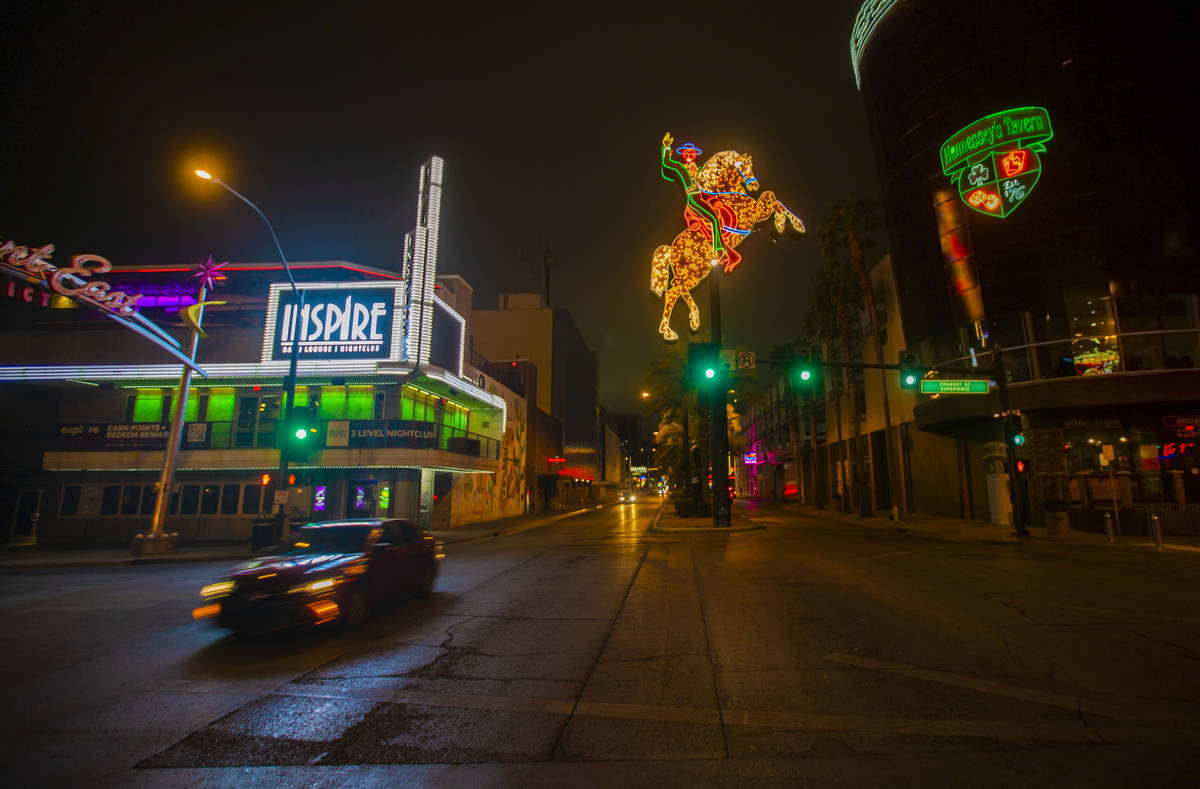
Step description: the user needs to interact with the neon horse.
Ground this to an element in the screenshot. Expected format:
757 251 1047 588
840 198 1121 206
650 139 805 341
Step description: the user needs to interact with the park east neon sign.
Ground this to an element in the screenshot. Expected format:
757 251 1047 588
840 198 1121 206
0 236 204 372
940 107 1053 218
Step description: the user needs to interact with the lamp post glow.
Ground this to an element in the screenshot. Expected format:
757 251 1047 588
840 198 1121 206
195 168 303 540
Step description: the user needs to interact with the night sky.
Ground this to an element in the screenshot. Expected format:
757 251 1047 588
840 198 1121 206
2 1 881 414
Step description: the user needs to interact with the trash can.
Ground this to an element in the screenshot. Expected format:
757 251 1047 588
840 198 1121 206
251 516 279 551
1042 500 1069 540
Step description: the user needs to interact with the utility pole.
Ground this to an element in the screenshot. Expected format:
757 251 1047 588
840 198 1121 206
709 265 731 527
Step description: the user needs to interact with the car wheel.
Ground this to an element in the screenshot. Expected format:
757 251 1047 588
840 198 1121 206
338 586 371 629
417 561 438 597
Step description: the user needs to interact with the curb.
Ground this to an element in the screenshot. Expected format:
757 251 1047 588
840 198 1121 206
0 506 607 570
0 553 257 571
651 505 765 534
437 505 601 546
796 507 1021 546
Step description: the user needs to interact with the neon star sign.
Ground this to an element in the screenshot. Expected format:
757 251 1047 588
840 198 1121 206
940 107 1053 218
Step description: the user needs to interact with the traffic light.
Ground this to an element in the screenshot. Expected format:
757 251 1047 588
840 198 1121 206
260 473 272 486
284 405 319 462
688 342 718 386
1013 432 1026 447
795 349 818 384
1015 459 1027 473
898 350 920 390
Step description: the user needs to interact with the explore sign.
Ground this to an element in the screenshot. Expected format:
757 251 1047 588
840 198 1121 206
262 282 405 362
0 236 204 373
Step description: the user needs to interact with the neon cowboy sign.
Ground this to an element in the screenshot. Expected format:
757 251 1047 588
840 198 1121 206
0 236 205 373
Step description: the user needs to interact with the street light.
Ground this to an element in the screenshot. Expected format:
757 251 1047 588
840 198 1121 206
641 391 650 399
195 168 303 538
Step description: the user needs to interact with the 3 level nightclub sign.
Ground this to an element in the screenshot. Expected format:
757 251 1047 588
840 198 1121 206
0 236 205 373
940 107 1053 218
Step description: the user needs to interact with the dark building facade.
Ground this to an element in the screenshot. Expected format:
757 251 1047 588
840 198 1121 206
853 0 1200 529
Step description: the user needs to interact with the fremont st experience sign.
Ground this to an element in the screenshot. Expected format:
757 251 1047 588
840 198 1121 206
261 282 406 362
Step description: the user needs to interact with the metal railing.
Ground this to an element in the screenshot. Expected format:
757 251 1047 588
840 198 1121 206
54 419 501 460
927 327 1200 383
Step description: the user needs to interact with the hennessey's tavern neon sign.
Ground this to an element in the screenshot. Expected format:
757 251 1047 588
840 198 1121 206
940 107 1053 218
0 236 206 373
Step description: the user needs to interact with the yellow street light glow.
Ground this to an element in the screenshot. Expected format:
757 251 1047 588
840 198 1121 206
641 391 650 398
194 169 213 180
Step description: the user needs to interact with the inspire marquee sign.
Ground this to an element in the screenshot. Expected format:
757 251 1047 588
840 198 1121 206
262 282 406 362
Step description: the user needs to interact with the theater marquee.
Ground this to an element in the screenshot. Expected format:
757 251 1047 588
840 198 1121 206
261 282 406 362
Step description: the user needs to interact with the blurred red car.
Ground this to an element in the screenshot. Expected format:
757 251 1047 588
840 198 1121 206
193 519 443 634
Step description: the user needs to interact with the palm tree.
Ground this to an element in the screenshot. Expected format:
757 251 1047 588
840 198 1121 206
642 348 699 494
807 257 859 511
643 347 749 500
819 200 893 513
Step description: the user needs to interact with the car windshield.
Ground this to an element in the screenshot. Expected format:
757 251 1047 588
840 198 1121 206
285 525 373 554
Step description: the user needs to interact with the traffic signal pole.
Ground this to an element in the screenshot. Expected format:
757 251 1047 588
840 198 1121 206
709 266 731 527
992 344 1029 536
275 289 305 540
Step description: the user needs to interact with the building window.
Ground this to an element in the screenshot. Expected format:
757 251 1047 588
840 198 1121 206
101 485 121 515
178 484 201 515
61 486 82 516
120 485 141 515
236 394 281 448
220 485 240 515
141 485 157 515
200 484 220 515
242 484 263 514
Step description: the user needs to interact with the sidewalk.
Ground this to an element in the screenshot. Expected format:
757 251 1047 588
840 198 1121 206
773 500 1200 553
0 504 604 571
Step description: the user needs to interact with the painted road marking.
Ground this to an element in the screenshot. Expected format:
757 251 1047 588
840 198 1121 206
858 545 955 560
825 652 1111 717
275 682 1192 744
991 597 1200 626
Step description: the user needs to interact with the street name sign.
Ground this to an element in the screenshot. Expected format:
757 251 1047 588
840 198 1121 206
920 379 990 395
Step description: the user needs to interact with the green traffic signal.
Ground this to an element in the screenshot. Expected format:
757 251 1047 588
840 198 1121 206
799 369 812 382
898 350 919 390
1013 432 1026 446
705 367 715 379
285 405 319 462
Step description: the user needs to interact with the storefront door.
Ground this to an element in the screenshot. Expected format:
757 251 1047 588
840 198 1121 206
8 489 41 544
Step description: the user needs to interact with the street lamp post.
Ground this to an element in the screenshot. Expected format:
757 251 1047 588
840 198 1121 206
131 277 210 556
195 169 303 540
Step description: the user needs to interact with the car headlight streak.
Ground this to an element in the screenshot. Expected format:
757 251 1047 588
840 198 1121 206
288 577 343 595
200 581 235 599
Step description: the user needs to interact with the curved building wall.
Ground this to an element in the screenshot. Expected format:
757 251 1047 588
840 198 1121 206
855 0 1199 358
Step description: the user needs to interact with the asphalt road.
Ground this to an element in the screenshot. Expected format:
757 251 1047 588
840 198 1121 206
2 499 1198 787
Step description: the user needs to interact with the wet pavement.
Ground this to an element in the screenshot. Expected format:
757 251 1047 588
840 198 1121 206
3 497 1199 787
